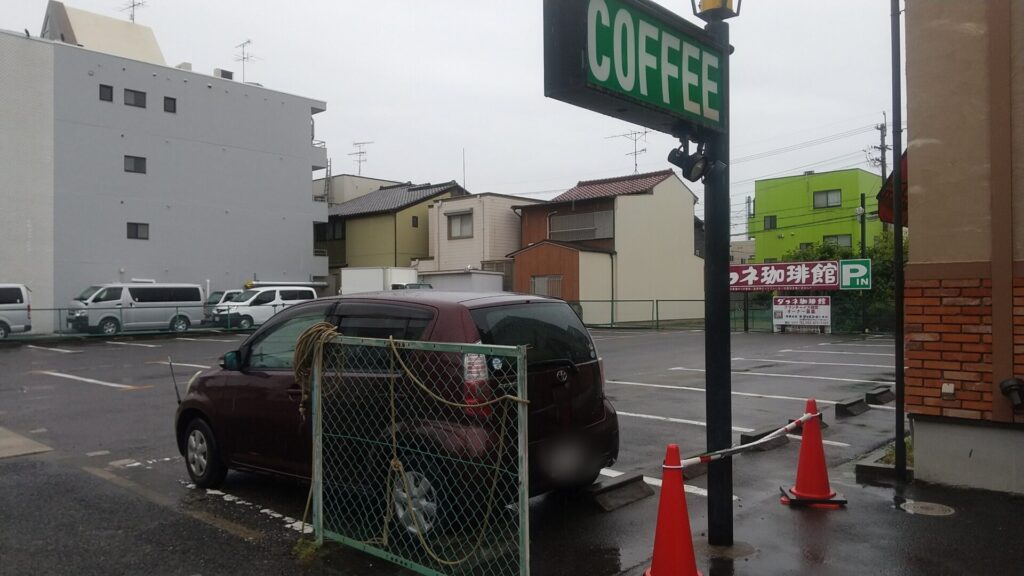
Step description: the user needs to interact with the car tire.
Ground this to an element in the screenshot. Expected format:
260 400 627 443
184 418 227 488
0 323 8 339
238 316 254 330
98 318 120 336
170 316 190 333
391 456 450 537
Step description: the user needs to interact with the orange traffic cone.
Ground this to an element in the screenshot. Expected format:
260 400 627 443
781 398 847 507
645 444 702 576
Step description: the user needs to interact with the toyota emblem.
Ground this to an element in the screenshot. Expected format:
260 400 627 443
556 369 569 383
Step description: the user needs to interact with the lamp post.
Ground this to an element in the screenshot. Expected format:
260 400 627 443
691 0 740 548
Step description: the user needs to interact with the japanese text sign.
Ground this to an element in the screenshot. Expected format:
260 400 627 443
729 261 840 292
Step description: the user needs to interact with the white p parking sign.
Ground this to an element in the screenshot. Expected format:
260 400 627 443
840 259 872 290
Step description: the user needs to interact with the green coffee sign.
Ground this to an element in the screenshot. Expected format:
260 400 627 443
544 0 726 135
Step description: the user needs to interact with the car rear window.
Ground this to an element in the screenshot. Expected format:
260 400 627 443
206 291 224 305
470 302 596 364
0 287 23 305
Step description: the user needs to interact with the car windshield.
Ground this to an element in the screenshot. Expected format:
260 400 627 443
470 302 596 364
222 292 239 302
232 289 260 304
206 291 224 305
75 286 102 301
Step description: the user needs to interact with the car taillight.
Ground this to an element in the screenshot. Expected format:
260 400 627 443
27 304 31 320
463 353 492 417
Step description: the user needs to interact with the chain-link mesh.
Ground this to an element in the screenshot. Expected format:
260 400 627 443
312 335 529 576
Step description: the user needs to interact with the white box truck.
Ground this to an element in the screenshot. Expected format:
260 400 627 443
338 267 420 295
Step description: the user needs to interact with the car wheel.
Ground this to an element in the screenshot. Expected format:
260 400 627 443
0 323 8 339
238 316 254 330
185 418 227 488
170 316 190 333
392 459 446 536
99 318 120 336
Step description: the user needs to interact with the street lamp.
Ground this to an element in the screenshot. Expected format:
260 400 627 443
690 0 742 21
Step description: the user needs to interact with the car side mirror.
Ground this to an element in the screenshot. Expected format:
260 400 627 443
221 350 242 371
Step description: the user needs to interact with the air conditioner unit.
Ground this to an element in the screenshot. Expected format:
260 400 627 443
213 68 234 80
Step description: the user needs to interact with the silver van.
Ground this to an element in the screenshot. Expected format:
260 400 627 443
0 284 31 339
67 283 204 335
211 286 316 329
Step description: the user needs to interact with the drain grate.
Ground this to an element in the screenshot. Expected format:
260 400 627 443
899 500 955 516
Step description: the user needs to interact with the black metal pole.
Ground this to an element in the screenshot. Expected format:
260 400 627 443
704 17 732 546
861 192 867 333
743 291 750 333
891 0 907 481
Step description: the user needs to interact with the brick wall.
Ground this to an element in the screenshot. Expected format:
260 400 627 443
905 278 994 419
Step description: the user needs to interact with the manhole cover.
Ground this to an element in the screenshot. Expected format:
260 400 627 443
899 500 955 516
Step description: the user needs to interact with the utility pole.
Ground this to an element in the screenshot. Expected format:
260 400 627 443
875 112 890 181
891 0 907 482
860 192 867 333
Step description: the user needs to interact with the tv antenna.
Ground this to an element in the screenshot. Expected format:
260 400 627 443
234 39 259 82
349 141 374 175
606 128 650 173
120 0 147 22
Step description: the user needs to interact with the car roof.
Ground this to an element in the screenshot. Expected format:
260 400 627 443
333 290 558 310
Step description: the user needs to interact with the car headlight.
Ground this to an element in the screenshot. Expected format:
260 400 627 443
73 310 88 318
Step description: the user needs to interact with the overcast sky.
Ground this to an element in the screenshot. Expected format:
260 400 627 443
6 0 906 225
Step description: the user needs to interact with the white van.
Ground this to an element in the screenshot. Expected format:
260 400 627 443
0 284 31 339
67 283 204 335
210 286 317 329
203 289 243 324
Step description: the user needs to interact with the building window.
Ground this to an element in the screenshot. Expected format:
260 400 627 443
482 260 514 291
799 242 814 251
314 223 327 242
531 275 562 298
127 222 149 240
124 89 146 108
164 96 176 113
411 215 419 228
448 212 473 239
332 220 344 240
813 189 842 209
99 84 113 102
823 234 853 247
729 254 735 262
549 209 614 241
764 215 777 230
124 155 147 174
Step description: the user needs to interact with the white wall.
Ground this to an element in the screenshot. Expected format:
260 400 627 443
47 40 327 310
613 176 705 323
578 251 612 325
428 194 535 270
417 270 503 292
915 418 1024 494
0 33 57 330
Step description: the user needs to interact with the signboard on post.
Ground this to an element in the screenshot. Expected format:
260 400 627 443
543 0 727 136
773 296 832 333
730 261 840 292
840 259 872 290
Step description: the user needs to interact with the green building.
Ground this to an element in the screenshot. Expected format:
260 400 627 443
746 168 884 263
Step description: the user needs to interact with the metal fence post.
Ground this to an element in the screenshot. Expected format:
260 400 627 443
313 340 324 546
655 300 660 331
517 345 530 576
743 292 750 333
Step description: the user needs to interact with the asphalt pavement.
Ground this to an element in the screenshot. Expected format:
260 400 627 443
1 328 1021 575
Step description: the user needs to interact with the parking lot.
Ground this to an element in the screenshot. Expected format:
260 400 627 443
0 328 912 575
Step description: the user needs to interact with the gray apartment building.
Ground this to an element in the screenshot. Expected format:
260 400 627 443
0 2 328 331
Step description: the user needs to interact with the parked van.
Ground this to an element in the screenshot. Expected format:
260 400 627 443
203 289 243 324
67 283 204 335
210 286 317 329
0 284 31 339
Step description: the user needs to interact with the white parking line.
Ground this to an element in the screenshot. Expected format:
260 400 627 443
176 338 237 343
599 468 738 500
608 379 840 405
617 410 755 433
86 450 111 457
670 366 894 385
733 357 893 369
107 341 160 349
781 349 895 358
39 371 138 390
26 345 79 354
150 361 212 370
818 343 895 348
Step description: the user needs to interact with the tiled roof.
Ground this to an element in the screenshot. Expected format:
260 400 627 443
552 169 675 202
330 181 463 217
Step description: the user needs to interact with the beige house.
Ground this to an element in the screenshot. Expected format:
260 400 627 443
512 170 705 325
730 239 755 264
898 0 1024 493
416 193 543 290
320 182 468 280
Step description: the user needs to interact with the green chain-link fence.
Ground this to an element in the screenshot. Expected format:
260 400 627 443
312 335 529 576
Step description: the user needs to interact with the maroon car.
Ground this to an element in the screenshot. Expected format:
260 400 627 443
174 292 619 510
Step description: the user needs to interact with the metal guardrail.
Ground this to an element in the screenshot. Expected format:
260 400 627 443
312 335 529 576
